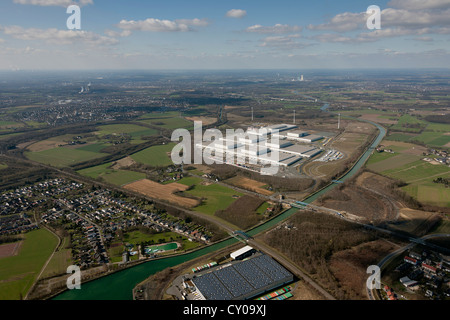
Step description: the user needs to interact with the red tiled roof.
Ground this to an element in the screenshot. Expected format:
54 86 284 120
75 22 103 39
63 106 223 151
422 263 437 272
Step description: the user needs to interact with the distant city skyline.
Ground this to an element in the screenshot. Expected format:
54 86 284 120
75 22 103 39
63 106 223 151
0 0 449 70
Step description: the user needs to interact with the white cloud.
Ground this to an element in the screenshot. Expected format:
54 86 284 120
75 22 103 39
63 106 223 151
245 24 302 34
226 9 247 19
13 0 93 7
307 12 366 32
311 33 371 43
388 0 450 10
1 25 118 46
117 18 209 33
307 4 450 42
259 34 308 49
104 29 132 38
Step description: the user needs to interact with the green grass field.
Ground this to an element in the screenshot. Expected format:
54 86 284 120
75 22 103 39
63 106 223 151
380 160 450 207
402 182 450 208
40 237 73 279
124 231 181 246
0 228 59 300
412 131 450 147
0 163 7 170
0 120 24 130
366 132 450 208
366 151 398 166
381 160 450 183
186 183 243 215
386 116 449 147
390 114 426 133
76 142 110 153
256 202 270 215
367 153 422 173
110 231 200 258
95 124 158 143
385 133 417 142
130 142 175 167
138 116 193 130
25 148 107 167
139 112 180 120
177 176 203 187
77 162 146 186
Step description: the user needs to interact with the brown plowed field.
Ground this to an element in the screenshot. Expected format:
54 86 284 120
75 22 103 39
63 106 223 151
226 176 274 196
124 179 200 208
0 241 22 258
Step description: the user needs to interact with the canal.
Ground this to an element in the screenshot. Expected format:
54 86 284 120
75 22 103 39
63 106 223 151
53 113 386 300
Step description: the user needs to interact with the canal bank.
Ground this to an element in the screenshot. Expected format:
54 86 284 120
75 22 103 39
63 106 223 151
53 110 386 300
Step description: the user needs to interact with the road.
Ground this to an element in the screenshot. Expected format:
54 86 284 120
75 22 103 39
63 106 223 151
247 238 336 300
366 233 450 300
5 100 442 302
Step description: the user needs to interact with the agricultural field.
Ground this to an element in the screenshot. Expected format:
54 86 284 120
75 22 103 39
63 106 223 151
25 133 114 167
216 195 266 230
225 176 273 196
365 138 450 208
377 159 450 207
130 143 176 167
413 131 450 147
0 120 24 130
0 228 59 300
383 113 450 147
390 114 426 133
123 179 200 208
185 183 244 215
25 147 107 168
365 150 398 166
0 163 7 170
77 162 146 186
138 113 194 130
95 124 158 144
176 176 203 187
367 153 422 172
385 133 417 142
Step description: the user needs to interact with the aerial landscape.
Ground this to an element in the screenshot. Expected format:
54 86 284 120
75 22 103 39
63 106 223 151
0 0 449 313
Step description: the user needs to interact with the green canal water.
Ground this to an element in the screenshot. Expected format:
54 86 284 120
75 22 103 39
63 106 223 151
53 119 386 300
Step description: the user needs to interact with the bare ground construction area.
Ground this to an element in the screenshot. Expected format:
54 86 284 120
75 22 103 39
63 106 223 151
316 171 406 223
316 171 444 237
123 179 200 208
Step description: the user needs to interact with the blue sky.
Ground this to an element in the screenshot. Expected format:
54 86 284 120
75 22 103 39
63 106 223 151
0 0 449 70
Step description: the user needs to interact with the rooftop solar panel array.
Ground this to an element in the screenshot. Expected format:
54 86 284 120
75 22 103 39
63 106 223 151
249 254 293 282
192 254 293 300
214 265 254 298
193 272 233 300
233 259 273 289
